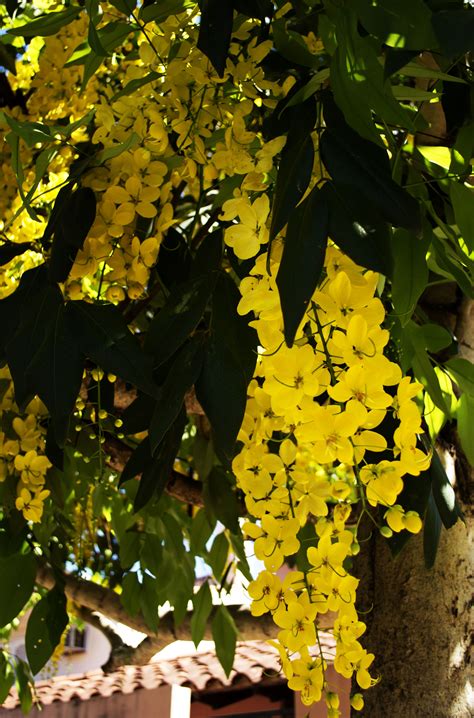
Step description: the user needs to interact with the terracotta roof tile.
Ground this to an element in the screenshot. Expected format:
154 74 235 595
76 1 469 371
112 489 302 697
3 635 335 710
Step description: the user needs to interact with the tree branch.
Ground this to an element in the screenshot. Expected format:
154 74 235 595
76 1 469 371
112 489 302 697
36 566 333 671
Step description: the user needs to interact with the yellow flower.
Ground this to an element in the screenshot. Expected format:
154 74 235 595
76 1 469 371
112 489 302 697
223 195 270 259
14 450 51 486
15 488 50 523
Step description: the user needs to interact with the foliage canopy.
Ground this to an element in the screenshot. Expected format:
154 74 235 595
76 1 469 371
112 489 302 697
0 0 472 712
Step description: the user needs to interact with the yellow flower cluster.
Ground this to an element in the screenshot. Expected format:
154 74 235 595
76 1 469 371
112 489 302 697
229 240 429 707
0 369 51 522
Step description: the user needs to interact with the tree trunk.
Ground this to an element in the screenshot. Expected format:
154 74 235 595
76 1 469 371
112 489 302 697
353 504 473 718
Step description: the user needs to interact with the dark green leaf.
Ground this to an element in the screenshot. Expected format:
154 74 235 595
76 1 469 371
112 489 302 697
49 187 96 283
120 437 152 485
149 337 204 454
70 301 157 397
109 0 137 15
119 531 143 569
330 14 416 143
122 394 156 435
432 9 474 56
0 545 36 628
25 587 68 675
353 0 436 49
8 7 82 37
205 467 241 535
112 71 160 101
139 0 194 24
195 276 256 461
0 44 17 75
26 302 84 447
0 265 48 364
321 97 421 232
270 112 315 241
277 185 328 346
423 487 442 569
191 581 213 647
417 324 452 352
211 605 237 677
197 0 233 77
272 18 321 68
322 182 393 276
210 271 257 385
0 242 35 266
430 449 463 529
145 273 215 367
6 282 63 409
391 229 429 325
134 408 186 511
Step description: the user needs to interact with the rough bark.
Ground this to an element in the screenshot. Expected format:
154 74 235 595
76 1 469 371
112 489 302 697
352 300 474 717
354 509 473 718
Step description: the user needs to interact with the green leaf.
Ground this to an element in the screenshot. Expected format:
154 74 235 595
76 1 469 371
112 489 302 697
352 0 436 49
430 449 463 529
120 572 141 616
119 531 143 569
0 543 36 628
191 581 213 647
134 408 186 511
395 60 467 84
411 348 450 415
25 587 68 675
0 43 17 75
1 113 52 146
211 605 237 677
96 132 140 163
322 182 393 276
70 301 158 397
139 0 194 24
330 14 416 144
276 185 328 346
120 437 152 485
27 302 85 447
457 394 474 466
67 21 133 65
391 229 429 325
8 6 82 37
279 69 331 115
321 97 421 232
109 0 137 15
450 182 473 253
197 0 233 77
270 101 315 241
208 532 229 582
432 9 474 56
445 357 474 396
145 273 216 368
195 274 257 461
0 653 15 705
205 467 241 535
49 187 96 283
190 508 215 554
423 487 442 569
272 18 321 68
149 337 204 454
140 574 159 632
417 324 452 353
112 71 160 101
0 242 35 266
140 533 163 576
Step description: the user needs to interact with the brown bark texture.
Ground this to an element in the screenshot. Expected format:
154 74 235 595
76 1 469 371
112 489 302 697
352 299 474 717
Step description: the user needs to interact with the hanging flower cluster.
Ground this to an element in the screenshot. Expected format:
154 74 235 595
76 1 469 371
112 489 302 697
0 1 433 709
231 241 430 709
